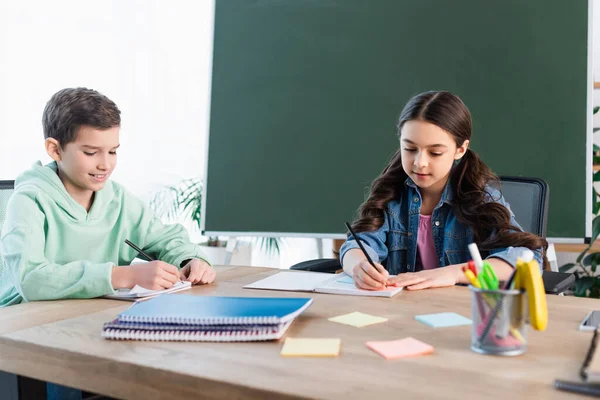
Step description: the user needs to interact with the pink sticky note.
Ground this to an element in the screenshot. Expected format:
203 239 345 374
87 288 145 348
366 337 434 360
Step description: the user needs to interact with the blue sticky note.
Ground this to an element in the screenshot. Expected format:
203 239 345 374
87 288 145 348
414 312 472 328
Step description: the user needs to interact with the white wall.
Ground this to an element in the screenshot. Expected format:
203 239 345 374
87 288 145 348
0 0 213 199
0 0 329 268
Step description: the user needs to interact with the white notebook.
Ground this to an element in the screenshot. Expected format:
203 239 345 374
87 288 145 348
104 280 192 301
244 271 403 298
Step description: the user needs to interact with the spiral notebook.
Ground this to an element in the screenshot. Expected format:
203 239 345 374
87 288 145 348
102 294 313 342
102 320 294 342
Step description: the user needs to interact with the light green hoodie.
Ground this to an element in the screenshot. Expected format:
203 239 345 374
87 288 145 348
0 161 209 306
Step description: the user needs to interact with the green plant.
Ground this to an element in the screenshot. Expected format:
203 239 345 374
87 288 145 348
150 178 203 230
150 178 283 255
560 216 600 297
593 106 600 214
255 236 284 256
559 106 600 297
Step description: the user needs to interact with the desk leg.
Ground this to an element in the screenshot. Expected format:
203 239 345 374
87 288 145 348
0 372 47 400
17 376 47 400
0 372 100 400
0 371 18 400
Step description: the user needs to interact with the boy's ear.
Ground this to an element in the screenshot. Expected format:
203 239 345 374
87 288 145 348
454 139 470 160
45 138 62 162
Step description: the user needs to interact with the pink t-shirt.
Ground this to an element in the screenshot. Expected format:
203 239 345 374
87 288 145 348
416 214 438 270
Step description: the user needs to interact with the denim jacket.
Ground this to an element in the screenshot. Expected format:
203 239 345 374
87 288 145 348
340 178 544 275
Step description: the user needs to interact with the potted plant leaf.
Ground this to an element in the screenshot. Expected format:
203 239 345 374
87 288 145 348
149 178 282 264
559 106 600 297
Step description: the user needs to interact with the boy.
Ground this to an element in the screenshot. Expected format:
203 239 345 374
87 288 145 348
0 87 215 306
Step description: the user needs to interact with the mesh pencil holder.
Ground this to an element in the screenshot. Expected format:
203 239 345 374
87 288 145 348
469 286 528 356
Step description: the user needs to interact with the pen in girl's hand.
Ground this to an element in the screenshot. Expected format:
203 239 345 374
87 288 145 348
345 222 388 287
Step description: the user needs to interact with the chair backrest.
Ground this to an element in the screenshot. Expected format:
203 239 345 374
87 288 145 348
0 180 15 276
498 176 549 238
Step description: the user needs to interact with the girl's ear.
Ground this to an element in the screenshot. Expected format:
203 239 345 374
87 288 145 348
45 138 62 162
454 139 470 160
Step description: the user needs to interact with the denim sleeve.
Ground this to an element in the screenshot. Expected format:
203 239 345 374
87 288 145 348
487 246 544 271
484 190 544 271
339 211 390 265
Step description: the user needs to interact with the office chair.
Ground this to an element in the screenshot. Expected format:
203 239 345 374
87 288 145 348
496 176 573 294
0 180 15 276
291 176 574 294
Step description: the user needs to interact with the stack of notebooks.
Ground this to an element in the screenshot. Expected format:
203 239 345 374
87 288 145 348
102 294 313 342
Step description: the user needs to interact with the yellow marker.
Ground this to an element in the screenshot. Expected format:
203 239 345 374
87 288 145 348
516 250 548 331
510 327 526 343
463 268 481 288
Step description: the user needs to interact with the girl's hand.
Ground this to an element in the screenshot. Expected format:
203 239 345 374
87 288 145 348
352 260 389 290
179 259 216 285
387 264 463 291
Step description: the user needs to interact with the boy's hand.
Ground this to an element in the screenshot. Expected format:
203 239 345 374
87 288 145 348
112 261 180 290
387 265 462 290
352 260 389 290
179 259 216 285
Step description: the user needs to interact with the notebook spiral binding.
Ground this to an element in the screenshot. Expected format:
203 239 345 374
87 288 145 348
118 315 281 325
104 320 283 331
102 327 282 342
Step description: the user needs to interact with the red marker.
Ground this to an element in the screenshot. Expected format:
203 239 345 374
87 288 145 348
467 260 477 276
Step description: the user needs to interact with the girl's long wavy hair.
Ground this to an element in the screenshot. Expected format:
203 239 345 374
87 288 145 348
352 91 548 267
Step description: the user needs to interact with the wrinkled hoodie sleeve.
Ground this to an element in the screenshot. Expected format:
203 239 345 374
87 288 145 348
1 193 115 302
134 198 210 268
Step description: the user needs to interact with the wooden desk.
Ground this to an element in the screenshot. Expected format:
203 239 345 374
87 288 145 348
0 265 596 399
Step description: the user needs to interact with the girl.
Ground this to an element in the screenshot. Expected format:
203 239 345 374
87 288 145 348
340 91 547 291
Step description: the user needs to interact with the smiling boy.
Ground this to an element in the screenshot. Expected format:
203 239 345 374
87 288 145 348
0 87 215 306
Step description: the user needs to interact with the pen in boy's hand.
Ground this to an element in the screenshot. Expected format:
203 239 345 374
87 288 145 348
125 239 184 284
345 222 388 287
124 239 154 262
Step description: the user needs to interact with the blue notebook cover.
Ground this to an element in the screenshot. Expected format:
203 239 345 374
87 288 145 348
117 295 313 325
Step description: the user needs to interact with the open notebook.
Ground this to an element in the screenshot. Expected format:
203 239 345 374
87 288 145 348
244 271 403 298
104 280 192 301
102 295 313 342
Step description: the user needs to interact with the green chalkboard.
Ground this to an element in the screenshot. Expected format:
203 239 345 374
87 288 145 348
206 0 589 239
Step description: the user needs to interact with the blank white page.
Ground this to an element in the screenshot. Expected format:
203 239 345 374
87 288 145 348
244 271 332 292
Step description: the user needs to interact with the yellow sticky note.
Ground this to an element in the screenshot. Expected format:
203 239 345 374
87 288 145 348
366 337 434 360
280 338 341 357
328 311 388 328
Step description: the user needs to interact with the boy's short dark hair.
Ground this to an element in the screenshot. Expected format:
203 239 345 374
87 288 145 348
42 87 121 147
